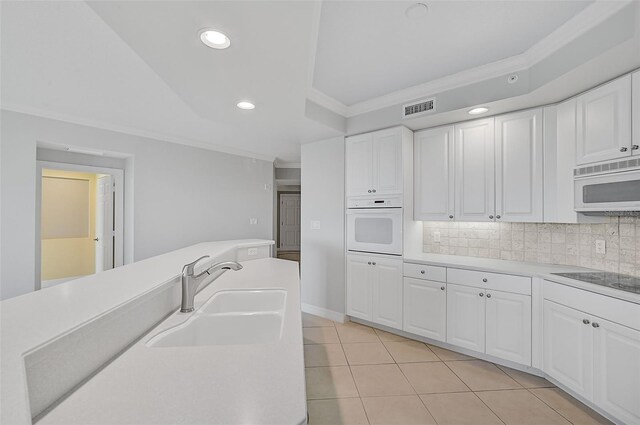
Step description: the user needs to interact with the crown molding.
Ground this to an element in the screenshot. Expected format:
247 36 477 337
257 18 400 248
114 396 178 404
310 0 633 119
1 103 276 162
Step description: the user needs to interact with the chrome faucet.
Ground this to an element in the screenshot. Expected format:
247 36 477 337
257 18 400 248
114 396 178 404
180 255 243 313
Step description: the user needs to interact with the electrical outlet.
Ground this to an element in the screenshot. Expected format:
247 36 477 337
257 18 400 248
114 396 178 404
247 248 258 256
249 218 258 225
434 231 441 243
595 239 606 254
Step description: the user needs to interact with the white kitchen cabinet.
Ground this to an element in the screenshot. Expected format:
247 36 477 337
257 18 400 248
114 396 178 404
403 278 446 342
485 290 531 365
576 74 632 165
454 118 495 221
346 128 403 198
543 300 594 400
447 283 486 353
495 109 543 222
593 317 640 424
633 70 640 156
414 126 454 221
347 253 402 330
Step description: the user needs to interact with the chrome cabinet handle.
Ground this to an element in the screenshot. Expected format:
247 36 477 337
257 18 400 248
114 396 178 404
372 262 376 265
592 322 600 328
368 190 372 193
93 237 99 242
482 278 488 283
368 261 372 265
633 145 639 150
489 215 494 219
486 293 492 298
583 319 590 325
620 147 628 152
372 189 377 193
449 215 454 219
440 286 445 291
479 292 484 297
420 270 426 274
496 215 501 219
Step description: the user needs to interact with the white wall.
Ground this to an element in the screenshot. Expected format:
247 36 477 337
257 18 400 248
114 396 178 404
0 110 274 300
300 137 345 320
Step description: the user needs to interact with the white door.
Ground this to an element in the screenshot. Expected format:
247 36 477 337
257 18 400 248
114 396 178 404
95 175 113 273
455 118 496 222
543 300 593 400
576 75 632 165
346 134 374 197
593 317 640 424
403 278 446 342
495 109 543 222
372 128 403 196
347 254 373 321
279 194 300 251
414 126 455 221
632 70 640 156
372 256 403 330
447 283 486 353
485 290 532 365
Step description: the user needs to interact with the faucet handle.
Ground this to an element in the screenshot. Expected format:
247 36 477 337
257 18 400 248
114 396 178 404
182 255 210 276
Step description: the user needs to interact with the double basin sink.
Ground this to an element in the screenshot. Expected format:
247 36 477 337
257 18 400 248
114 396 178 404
146 289 287 348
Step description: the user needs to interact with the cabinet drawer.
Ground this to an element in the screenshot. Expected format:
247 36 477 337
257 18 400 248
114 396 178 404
403 263 446 282
447 268 531 295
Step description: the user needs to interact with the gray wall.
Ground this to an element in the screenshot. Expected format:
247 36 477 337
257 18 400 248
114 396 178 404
0 110 274 300
300 137 345 318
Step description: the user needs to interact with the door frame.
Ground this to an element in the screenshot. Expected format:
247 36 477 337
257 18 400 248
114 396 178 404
36 161 125 289
278 192 301 252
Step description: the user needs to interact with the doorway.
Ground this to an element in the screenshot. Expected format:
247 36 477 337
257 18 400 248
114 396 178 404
278 192 301 261
37 162 124 289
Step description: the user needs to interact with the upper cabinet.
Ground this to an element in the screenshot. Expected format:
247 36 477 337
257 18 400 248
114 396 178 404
576 75 632 165
454 118 496 222
633 70 640 156
346 127 403 198
414 126 454 221
495 109 543 222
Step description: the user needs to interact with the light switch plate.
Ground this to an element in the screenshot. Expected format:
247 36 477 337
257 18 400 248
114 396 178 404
311 220 321 230
249 218 258 225
434 231 441 243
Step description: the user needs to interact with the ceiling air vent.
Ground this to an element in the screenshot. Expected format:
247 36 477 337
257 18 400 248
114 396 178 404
402 97 436 119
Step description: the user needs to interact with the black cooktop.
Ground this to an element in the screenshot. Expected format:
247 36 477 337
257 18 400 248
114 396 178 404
551 272 640 295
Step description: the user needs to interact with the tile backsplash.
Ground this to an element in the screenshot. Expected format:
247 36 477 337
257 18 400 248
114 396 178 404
422 217 640 277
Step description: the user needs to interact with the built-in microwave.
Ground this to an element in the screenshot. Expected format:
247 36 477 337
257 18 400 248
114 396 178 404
575 167 640 213
346 207 403 255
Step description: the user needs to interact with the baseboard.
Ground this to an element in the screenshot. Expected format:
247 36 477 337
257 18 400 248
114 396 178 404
301 303 346 324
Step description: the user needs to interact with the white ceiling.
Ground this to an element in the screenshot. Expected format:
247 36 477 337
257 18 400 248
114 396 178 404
1 0 635 162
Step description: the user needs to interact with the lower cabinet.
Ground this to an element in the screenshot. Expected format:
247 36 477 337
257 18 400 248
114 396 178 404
347 253 402 330
403 278 446 342
446 283 486 352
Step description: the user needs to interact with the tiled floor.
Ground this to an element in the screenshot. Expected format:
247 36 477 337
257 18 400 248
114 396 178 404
303 313 611 425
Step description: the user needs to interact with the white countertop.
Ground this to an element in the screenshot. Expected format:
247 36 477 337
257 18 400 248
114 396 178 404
36 257 305 425
0 239 277 425
404 253 640 304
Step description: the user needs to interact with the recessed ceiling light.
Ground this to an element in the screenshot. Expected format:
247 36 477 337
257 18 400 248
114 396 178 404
405 3 429 19
237 101 255 110
468 107 489 115
199 29 230 49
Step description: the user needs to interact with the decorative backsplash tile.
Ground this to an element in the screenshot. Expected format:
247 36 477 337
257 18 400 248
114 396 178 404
422 217 640 277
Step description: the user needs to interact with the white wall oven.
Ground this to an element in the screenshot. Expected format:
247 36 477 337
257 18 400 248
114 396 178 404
346 197 403 255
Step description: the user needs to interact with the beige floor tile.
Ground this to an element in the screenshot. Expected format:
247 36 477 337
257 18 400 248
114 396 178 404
497 365 554 389
305 366 359 399
307 398 369 425
399 362 469 394
336 322 380 343
446 360 521 391
342 342 394 365
530 388 613 425
384 341 440 363
362 395 436 425
476 389 571 425
427 344 474 361
304 344 348 367
304 327 340 344
420 392 503 425
350 364 415 397
303 313 336 328
374 328 409 342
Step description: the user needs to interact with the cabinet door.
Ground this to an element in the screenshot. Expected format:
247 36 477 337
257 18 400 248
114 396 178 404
372 129 403 196
485 290 532 365
455 118 495 222
372 256 403 330
447 283 486 353
543 300 593 400
593 317 640 424
495 109 543 222
347 254 373 321
414 126 454 221
403 278 446 342
576 75 632 165
633 71 640 156
346 134 374 197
